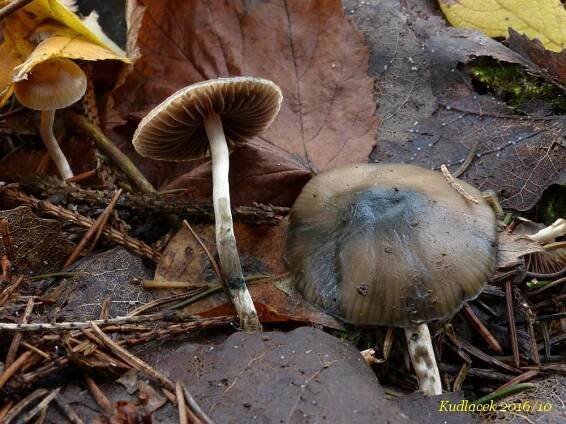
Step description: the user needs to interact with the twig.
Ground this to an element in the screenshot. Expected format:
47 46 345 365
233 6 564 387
2 389 48 424
472 383 535 405
5 297 34 366
0 218 16 263
440 165 480 204
54 394 86 424
84 373 113 414
0 0 34 21
90 322 175 391
1 186 160 262
505 280 520 368
0 351 34 391
20 179 288 225
182 383 215 424
462 304 503 354
18 388 60 423
176 382 189 424
65 169 97 183
64 189 122 267
0 275 24 306
495 370 539 392
65 112 156 194
452 141 480 177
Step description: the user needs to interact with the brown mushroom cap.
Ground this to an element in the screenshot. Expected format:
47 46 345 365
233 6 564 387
286 163 497 327
132 77 282 161
14 58 87 111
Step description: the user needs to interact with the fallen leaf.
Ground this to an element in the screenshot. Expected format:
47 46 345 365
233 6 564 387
438 0 566 52
23 0 125 55
155 220 343 328
508 28 566 86
0 206 73 275
13 24 129 81
348 0 566 211
46 247 154 322
152 328 407 423
164 141 312 206
107 0 377 195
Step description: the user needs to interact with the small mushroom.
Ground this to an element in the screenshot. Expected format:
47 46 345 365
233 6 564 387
14 58 87 180
286 163 497 395
133 77 283 332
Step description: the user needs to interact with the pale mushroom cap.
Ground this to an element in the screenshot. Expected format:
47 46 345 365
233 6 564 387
286 163 497 327
14 58 87 111
132 77 282 161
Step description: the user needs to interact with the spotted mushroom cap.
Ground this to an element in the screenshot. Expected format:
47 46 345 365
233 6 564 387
14 58 87 111
132 77 282 161
286 163 497 327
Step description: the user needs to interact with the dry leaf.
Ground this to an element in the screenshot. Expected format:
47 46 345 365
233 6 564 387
164 141 311 206
108 0 377 192
13 24 129 81
508 28 566 86
155 220 343 328
0 206 73 275
438 0 566 52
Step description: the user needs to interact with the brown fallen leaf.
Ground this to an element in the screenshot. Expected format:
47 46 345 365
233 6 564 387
163 141 311 206
508 29 566 87
348 0 565 211
155 220 343 328
106 0 377 198
0 206 73 275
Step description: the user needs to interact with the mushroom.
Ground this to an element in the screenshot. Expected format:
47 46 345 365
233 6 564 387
14 58 87 180
286 163 497 395
132 77 283 332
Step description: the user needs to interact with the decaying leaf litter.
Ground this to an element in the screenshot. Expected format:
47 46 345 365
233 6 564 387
0 0 565 422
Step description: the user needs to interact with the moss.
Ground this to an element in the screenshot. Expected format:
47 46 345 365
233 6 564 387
534 184 566 225
468 57 566 114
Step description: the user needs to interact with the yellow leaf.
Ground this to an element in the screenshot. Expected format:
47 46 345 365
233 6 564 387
438 0 566 52
13 24 129 81
23 0 126 56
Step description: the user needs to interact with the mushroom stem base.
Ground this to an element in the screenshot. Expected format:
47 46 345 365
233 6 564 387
404 324 442 395
205 113 261 332
40 110 73 180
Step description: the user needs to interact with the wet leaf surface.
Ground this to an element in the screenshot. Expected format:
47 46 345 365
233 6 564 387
346 0 565 211
107 0 377 199
0 206 73 275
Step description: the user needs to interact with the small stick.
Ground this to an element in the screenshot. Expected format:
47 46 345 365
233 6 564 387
5 297 34 366
18 388 60 423
182 382 215 424
0 351 35 391
64 189 122 267
495 370 539 392
183 220 223 281
65 169 97 184
453 361 471 392
462 303 503 354
0 402 13 422
21 342 50 360
176 381 189 424
2 388 48 424
1 255 11 281
54 394 86 424
505 280 520 368
440 164 480 204
90 322 175 391
66 112 156 194
142 279 200 289
0 0 34 21
127 289 204 317
0 275 24 306
84 373 113 414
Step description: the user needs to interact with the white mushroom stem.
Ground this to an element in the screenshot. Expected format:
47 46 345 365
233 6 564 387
204 113 262 332
40 110 73 180
404 324 442 395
